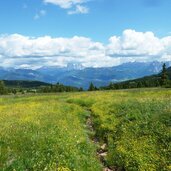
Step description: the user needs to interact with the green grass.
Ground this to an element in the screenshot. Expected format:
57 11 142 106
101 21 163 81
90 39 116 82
0 89 171 171
66 89 171 171
0 95 101 171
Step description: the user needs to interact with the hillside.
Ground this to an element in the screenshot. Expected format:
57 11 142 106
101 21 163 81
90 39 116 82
102 66 171 89
2 80 81 93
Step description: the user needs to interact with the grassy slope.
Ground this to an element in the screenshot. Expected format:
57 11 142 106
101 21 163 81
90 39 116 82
0 89 171 171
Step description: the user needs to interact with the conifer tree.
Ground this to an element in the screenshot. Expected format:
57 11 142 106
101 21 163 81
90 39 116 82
161 63 169 86
0 81 7 95
88 82 95 91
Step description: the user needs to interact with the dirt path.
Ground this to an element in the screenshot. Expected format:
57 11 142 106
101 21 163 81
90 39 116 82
85 109 115 171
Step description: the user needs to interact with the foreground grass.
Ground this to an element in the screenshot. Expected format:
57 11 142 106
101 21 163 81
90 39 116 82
0 88 171 171
0 95 102 171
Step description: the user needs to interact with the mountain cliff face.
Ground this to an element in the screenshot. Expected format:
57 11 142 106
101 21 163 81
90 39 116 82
0 61 170 88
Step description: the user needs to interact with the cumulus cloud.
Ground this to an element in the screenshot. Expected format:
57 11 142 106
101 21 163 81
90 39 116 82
43 0 89 14
106 29 170 59
0 34 105 68
0 29 171 69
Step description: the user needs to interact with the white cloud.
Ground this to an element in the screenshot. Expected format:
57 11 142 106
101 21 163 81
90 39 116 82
0 30 171 69
34 10 46 20
0 34 105 68
106 29 170 60
43 0 89 14
44 0 85 9
68 5 89 14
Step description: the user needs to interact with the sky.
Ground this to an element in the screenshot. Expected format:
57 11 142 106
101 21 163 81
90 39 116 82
0 0 171 69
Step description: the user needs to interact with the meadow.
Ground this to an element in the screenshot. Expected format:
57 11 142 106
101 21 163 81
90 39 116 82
0 89 171 171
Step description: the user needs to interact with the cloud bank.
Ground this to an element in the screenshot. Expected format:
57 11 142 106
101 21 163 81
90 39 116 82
0 29 171 69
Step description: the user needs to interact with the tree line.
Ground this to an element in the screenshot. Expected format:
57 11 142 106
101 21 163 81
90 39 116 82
0 82 83 95
40 83 83 93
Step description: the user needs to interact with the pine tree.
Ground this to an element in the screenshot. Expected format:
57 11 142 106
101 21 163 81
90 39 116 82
88 82 95 91
161 63 169 86
0 81 7 95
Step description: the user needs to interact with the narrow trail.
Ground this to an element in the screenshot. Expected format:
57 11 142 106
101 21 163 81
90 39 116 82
63 98 117 171
85 108 115 171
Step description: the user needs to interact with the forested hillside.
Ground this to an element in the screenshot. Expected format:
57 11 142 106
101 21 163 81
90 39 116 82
102 65 171 90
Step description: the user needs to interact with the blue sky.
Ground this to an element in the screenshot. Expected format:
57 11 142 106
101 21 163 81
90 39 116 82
0 0 171 68
0 0 171 41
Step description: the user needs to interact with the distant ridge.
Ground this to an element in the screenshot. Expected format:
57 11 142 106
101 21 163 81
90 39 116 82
3 80 51 88
102 66 171 90
0 61 170 88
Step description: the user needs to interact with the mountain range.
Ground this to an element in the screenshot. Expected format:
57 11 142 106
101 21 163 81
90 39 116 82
0 61 170 89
